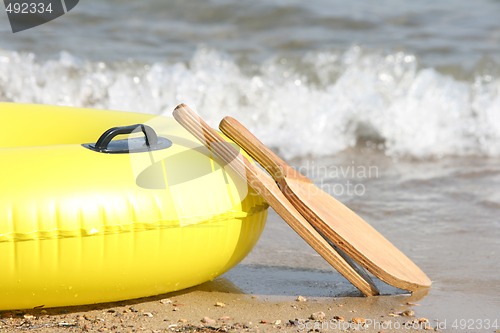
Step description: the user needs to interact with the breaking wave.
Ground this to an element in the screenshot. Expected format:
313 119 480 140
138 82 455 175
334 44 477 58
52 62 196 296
1 46 499 158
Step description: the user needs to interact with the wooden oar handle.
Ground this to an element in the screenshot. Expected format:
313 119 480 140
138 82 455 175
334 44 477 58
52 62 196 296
172 104 253 182
219 116 311 183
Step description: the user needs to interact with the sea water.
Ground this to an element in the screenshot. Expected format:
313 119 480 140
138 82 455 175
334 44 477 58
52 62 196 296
0 0 499 326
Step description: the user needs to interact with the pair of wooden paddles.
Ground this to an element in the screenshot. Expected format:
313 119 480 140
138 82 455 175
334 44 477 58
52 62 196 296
173 104 431 296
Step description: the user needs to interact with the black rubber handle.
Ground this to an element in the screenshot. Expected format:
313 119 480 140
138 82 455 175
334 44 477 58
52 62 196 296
94 124 158 152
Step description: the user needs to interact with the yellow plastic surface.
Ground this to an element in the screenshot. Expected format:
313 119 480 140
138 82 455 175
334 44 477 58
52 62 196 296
0 103 268 310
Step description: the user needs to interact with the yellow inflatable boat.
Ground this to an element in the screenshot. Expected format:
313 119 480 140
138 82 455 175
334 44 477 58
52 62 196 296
0 103 268 310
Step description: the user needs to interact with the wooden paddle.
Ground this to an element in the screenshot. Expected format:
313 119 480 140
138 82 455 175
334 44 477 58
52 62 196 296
220 116 431 292
173 104 380 296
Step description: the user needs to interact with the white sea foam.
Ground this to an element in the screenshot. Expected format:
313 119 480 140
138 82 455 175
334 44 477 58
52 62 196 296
1 47 499 158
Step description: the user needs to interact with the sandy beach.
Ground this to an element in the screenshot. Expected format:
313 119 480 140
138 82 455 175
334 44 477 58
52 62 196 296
0 280 435 333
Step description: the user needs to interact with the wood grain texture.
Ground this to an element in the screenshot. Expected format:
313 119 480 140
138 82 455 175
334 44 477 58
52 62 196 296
219 116 431 292
172 104 379 296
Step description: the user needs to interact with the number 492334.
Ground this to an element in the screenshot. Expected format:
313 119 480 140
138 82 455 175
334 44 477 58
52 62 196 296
5 2 53 14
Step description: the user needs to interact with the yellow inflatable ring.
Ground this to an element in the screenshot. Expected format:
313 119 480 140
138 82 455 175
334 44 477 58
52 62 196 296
0 103 268 310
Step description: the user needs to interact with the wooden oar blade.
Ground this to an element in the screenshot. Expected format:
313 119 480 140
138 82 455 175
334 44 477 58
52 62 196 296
286 177 431 290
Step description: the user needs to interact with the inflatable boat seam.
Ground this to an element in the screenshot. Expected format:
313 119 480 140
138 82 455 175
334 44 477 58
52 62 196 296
0 203 268 243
